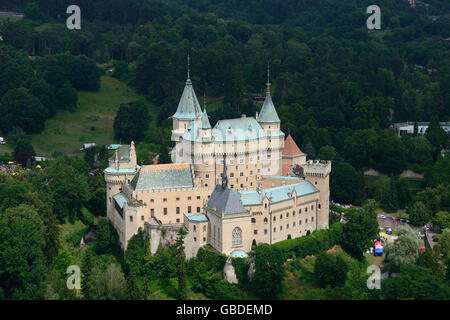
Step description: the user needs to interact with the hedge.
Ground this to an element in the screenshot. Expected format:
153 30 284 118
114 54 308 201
272 223 343 261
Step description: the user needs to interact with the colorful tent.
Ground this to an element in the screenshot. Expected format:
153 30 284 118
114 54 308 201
374 241 383 256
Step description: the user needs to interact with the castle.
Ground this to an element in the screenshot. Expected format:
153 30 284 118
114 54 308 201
105 68 331 259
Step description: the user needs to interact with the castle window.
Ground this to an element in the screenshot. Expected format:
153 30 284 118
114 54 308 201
280 214 283 220
305 218 308 223
176 207 180 214
312 217 314 222
141 216 144 221
151 208 154 215
203 237 206 242
250 171 253 175
176 218 180 223
293 211 295 216
232 227 242 246
205 184 208 187
188 206 191 213
194 237 197 242
188 196 191 200
164 208 167 215
293 221 296 226
287 224 289 229
193 225 196 232
254 230 258 235
273 227 276 233
230 173 234 177
299 209 301 214
205 174 209 179
264 218 268 224
197 196 200 200
280 226 283 231
197 207 200 213
305 207 308 212
130 216 133 222
265 203 267 209
251 218 256 224
315 181 317 185
287 212 289 218
240 172 243 177
273 216 276 222
176 197 180 201
163 198 167 202
319 203 321 209
311 205 314 210
299 220 302 225
240 184 243 188
230 184 234 188
203 225 206 232
151 199 154 203
264 229 268 235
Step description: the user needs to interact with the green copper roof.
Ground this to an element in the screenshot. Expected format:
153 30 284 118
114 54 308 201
130 167 194 191
239 181 319 206
184 212 208 222
171 78 203 120
113 192 129 209
257 93 280 123
201 107 212 129
104 167 137 174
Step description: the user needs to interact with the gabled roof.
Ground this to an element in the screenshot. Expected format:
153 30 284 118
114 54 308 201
283 134 304 157
257 92 280 123
239 181 319 206
207 185 248 215
171 78 203 120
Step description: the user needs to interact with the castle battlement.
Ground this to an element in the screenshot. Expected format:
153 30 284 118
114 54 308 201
302 160 331 177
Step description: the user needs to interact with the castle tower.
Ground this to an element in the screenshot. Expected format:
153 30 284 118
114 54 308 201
301 160 331 230
282 134 306 175
170 55 203 145
104 143 138 236
257 63 283 176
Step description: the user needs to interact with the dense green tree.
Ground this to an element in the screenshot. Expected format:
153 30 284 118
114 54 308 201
382 264 450 300
24 2 46 21
93 219 121 256
330 162 365 205
341 205 379 259
174 228 187 300
123 228 149 277
407 201 432 227
417 249 446 281
56 83 78 112
250 244 285 299
432 212 450 232
0 88 47 134
113 101 151 143
314 252 349 288
425 116 448 150
385 226 421 271
0 204 47 299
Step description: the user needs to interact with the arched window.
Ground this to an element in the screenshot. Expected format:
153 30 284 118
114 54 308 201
264 217 268 224
232 227 242 246
251 218 256 224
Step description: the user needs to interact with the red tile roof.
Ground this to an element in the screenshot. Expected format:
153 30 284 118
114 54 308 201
283 134 303 157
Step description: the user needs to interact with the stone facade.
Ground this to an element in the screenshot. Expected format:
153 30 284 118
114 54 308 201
105 72 331 258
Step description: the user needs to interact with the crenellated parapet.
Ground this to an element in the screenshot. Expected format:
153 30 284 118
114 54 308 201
302 160 331 178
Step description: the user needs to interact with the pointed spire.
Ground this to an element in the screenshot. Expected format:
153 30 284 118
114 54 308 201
222 155 228 189
257 62 280 124
187 53 190 80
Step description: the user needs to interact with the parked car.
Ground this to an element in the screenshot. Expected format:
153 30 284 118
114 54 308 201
405 220 411 224
0 137 5 145
394 217 401 222
386 216 394 221
379 215 386 219
400 219 407 223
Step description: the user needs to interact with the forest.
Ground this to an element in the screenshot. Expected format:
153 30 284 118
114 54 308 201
0 0 449 300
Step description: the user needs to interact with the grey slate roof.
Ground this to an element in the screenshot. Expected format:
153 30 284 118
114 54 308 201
130 167 194 191
257 93 280 123
207 185 248 215
171 78 203 120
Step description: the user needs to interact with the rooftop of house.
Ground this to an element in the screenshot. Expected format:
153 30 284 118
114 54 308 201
184 212 209 222
130 163 194 191
282 134 304 158
239 180 319 206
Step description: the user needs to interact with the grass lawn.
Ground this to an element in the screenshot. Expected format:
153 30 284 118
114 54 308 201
365 253 384 267
0 144 13 155
30 76 157 157
0 16 22 23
